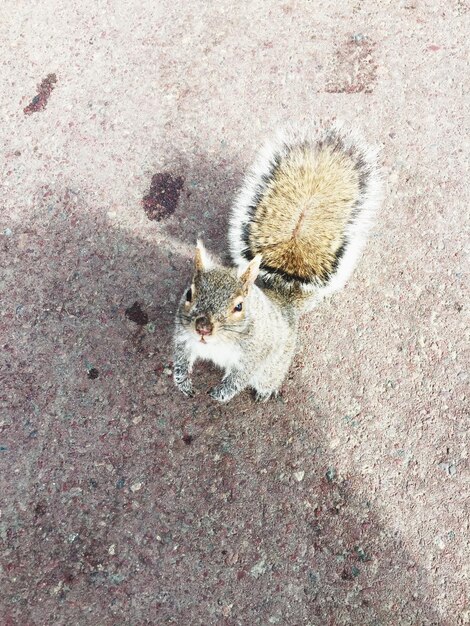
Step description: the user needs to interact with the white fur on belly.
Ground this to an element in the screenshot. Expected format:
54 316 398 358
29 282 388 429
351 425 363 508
188 335 242 371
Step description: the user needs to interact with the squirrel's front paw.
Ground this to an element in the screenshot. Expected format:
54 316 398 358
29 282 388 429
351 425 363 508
254 391 273 403
175 377 194 398
208 384 233 403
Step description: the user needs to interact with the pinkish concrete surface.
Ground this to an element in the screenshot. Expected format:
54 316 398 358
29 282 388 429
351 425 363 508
0 1 468 624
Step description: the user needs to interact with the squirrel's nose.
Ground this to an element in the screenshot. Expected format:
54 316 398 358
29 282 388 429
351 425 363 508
195 316 213 336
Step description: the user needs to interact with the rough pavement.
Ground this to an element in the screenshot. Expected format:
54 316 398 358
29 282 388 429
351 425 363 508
1 1 469 624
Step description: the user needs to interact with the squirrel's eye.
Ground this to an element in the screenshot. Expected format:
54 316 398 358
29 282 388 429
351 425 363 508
186 288 192 302
234 302 243 312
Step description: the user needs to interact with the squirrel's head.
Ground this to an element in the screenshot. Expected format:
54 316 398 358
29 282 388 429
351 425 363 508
176 240 261 344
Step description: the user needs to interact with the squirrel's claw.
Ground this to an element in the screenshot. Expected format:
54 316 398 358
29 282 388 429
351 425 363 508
208 385 232 403
254 391 273 403
176 378 195 398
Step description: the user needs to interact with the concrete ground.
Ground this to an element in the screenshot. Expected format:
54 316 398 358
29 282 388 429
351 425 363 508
1 1 468 624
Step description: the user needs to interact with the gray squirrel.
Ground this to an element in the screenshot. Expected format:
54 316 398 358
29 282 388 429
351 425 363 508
173 122 382 403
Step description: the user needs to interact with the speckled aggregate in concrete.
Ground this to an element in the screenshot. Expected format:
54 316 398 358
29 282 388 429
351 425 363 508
1 1 469 625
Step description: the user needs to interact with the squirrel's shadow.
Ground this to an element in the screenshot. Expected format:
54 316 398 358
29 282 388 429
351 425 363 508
3 149 442 624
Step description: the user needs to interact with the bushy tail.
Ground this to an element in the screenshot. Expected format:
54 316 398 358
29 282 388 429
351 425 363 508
229 122 382 308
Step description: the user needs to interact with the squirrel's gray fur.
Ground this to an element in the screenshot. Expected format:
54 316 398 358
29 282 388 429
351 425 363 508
173 121 382 403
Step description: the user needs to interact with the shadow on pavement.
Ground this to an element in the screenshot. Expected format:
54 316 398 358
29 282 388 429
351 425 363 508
1 153 444 625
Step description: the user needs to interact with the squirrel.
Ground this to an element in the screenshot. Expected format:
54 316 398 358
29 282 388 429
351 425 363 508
173 122 382 403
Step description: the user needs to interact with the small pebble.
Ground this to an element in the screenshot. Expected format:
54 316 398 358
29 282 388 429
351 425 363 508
130 481 142 492
355 546 370 562
439 461 457 476
250 558 267 578
434 536 445 550
51 581 63 596
108 544 116 555
326 467 336 482
87 367 99 380
293 470 305 482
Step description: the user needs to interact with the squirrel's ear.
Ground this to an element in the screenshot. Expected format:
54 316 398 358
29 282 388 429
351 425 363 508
239 254 262 291
194 239 214 272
